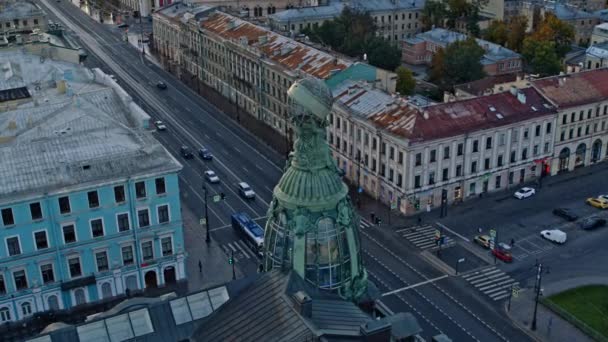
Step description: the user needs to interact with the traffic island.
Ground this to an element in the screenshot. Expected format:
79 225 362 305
542 285 608 341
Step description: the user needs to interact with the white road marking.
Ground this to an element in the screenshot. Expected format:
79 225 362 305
235 240 253 259
382 275 448 297
227 242 237 252
435 222 470 242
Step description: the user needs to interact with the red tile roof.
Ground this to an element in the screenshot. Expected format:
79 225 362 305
201 13 350 79
531 68 608 108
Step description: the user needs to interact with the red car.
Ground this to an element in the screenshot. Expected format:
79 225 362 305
492 248 513 263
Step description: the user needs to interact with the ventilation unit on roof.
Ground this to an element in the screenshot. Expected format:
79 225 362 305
239 36 248 46
531 106 537 111
489 106 496 112
496 113 504 119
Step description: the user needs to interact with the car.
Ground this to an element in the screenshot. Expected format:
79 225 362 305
599 194 608 201
204 170 220 183
492 248 513 263
578 216 607 230
154 120 167 131
586 197 608 209
156 81 167 89
198 147 213 160
541 229 567 244
238 182 255 199
498 242 512 251
180 146 194 159
552 208 579 221
514 187 535 199
117 23 129 28
474 235 491 249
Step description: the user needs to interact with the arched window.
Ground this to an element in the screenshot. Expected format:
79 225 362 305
0 307 10 322
101 282 113 299
74 288 86 306
47 295 59 311
21 302 32 316
125 275 138 291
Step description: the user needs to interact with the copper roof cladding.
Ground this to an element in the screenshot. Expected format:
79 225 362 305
411 88 556 143
531 68 608 109
200 12 350 79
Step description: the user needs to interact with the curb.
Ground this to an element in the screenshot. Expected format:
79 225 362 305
420 250 456 275
504 297 543 342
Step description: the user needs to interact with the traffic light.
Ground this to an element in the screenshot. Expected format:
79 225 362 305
220 192 226 200
228 256 233 265
415 200 420 210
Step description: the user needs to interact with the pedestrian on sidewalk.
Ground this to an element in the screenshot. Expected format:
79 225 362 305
198 260 202 273
417 216 422 226
511 238 515 246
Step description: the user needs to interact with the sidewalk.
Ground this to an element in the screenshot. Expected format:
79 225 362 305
181 205 244 292
506 276 608 342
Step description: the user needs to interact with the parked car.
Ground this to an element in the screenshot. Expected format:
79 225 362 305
474 235 491 249
599 194 608 201
156 81 167 89
154 120 166 131
237 182 255 199
540 229 567 244
552 208 579 221
514 187 535 199
586 197 608 209
198 147 213 160
204 170 220 183
578 216 606 230
180 146 194 159
117 23 129 28
492 248 513 263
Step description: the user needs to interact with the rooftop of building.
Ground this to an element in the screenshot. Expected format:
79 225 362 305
594 8 608 21
270 2 344 22
154 1 215 24
334 80 555 144
547 2 597 20
532 68 608 108
594 22 608 31
405 28 520 62
0 0 45 21
200 11 351 79
586 41 608 58
0 49 181 204
454 73 521 96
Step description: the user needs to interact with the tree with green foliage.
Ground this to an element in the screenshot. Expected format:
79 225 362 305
506 15 528 52
395 66 416 95
366 39 402 71
421 0 448 30
529 13 574 58
522 38 562 76
483 20 508 46
430 38 486 90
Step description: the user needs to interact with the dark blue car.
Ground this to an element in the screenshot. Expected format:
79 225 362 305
198 147 213 160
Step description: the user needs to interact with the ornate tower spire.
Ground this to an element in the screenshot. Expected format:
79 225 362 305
262 77 368 301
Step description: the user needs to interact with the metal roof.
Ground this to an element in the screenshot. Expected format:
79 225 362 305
200 12 351 79
0 49 181 204
532 68 608 108
586 42 608 59
0 0 44 21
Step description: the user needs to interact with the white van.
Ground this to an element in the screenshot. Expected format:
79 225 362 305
540 229 567 244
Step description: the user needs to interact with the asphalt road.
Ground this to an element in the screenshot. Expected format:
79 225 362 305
41 1 537 340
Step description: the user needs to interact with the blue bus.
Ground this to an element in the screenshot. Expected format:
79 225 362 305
231 212 264 256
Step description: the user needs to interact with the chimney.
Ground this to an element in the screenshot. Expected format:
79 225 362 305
509 85 517 96
517 91 526 104
292 291 312 318
423 110 429 120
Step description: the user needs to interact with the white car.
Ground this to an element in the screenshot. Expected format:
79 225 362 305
514 187 535 199
154 120 167 131
204 170 220 183
498 242 512 251
238 182 255 199
599 194 608 201
540 229 567 244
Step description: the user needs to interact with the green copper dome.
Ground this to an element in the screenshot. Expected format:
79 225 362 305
263 77 368 301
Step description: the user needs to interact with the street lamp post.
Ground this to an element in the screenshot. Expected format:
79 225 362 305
203 186 210 243
531 262 543 331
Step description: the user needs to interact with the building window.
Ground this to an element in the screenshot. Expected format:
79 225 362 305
142 241 154 261
158 205 170 224
430 150 436 162
442 168 449 181
90 219 104 238
13 270 27 290
544 142 550 153
428 171 435 185
0 307 10 322
577 127 582 137
415 153 422 166
135 181 146 199
457 143 464 156
114 185 126 203
62 224 76 244
497 155 503 167
34 231 49 250
443 146 450 159
397 174 403 187
30 202 42 220
484 158 490 170
471 161 477 173
472 140 479 152
456 165 462 177
95 251 109 272
585 125 590 135
138 208 150 228
560 130 565 141
87 191 100 208
486 137 492 149
1 208 14 226
414 175 421 188
569 129 574 139
58 196 71 214
161 236 173 256
535 125 541 137
546 122 552 134
41 264 55 284
122 245 134 265
389 146 394 160
398 152 404 164
522 148 528 160
495 175 502 189
0 275 5 295
523 128 529 139
117 213 130 232
533 144 539 156
562 115 567 124
6 236 21 256
512 128 519 142
155 177 166 195
68 257 82 278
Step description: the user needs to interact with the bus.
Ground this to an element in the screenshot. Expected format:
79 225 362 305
231 212 264 257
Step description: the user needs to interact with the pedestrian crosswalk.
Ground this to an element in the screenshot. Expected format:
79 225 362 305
360 219 372 229
461 266 519 301
220 239 257 262
396 225 454 250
